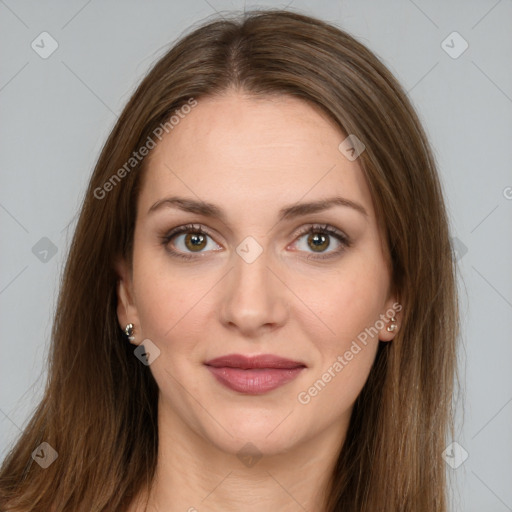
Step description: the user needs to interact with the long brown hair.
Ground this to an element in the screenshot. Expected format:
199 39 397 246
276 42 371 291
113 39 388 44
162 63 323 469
0 9 459 511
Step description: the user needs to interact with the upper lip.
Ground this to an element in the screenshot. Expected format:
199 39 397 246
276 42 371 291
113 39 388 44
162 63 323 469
204 353 306 369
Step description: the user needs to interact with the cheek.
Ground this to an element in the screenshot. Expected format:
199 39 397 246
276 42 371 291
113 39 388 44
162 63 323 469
301 341 378 420
295 265 385 413
132 250 218 360
297 256 389 351
134 273 201 340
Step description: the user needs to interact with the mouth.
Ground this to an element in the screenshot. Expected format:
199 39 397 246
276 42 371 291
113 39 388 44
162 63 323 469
204 353 306 394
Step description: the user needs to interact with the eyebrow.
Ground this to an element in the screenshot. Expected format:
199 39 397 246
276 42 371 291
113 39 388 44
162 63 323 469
147 195 368 222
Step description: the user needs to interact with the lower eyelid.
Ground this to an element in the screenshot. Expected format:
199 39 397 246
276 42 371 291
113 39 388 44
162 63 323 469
291 234 347 258
166 232 220 254
162 225 349 258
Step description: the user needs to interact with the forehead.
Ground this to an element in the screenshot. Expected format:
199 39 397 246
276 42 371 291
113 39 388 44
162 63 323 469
139 91 374 220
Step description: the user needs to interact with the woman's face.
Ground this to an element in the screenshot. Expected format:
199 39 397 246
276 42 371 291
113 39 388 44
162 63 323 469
116 90 399 457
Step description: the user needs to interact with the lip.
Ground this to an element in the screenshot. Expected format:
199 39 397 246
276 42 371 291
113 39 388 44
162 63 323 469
204 353 306 369
204 353 306 395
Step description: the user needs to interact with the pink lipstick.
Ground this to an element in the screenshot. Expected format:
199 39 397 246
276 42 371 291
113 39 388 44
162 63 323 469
204 353 306 394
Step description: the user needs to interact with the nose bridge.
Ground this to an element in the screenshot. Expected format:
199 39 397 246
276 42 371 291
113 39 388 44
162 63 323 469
219 238 288 333
233 244 272 293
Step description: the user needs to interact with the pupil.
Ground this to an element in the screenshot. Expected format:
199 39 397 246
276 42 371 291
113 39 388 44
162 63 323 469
310 233 329 251
187 233 206 250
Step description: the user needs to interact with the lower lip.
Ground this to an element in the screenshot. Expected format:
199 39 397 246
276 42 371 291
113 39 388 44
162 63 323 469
205 365 305 394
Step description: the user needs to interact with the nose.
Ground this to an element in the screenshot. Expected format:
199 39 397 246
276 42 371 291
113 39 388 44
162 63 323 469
218 244 289 338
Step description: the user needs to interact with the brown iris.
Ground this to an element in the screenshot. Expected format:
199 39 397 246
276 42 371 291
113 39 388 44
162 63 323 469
185 232 207 252
308 232 329 252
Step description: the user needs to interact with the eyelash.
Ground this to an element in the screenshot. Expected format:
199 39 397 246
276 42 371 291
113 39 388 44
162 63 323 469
160 223 351 261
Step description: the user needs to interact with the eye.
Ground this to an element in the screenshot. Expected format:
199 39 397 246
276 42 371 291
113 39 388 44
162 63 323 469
161 223 221 259
161 223 350 261
290 224 350 260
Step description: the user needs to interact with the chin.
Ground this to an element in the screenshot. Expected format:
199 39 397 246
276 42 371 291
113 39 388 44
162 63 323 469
201 415 304 458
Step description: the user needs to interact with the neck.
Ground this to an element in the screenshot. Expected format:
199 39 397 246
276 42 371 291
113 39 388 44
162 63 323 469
131 396 349 512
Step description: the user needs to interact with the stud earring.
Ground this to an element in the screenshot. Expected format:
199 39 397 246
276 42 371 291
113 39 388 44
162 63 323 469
386 316 398 332
124 323 135 341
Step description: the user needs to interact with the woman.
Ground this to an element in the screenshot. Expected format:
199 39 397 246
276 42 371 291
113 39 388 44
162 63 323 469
0 9 459 512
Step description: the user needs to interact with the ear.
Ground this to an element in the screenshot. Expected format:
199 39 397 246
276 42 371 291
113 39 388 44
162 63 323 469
114 257 141 346
378 297 403 342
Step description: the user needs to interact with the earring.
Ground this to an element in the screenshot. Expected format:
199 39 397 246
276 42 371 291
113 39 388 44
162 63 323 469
124 323 135 341
386 316 398 332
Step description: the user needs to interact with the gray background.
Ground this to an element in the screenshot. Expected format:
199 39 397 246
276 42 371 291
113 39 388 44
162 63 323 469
1 1 511 510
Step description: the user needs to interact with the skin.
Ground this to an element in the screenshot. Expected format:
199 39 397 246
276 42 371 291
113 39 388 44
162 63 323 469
116 90 400 512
